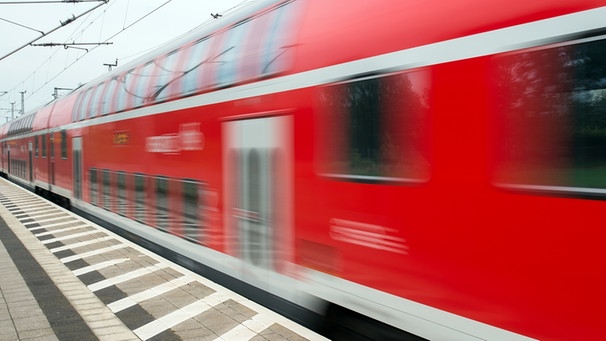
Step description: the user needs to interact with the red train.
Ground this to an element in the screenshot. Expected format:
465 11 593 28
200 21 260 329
2 0 606 339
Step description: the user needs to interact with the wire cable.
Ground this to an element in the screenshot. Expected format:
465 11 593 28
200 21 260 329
0 1 106 4
0 0 109 62
24 0 174 107
0 16 43 34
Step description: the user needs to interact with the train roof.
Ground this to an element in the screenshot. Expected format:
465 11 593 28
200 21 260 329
10 0 606 130
0 123 7 139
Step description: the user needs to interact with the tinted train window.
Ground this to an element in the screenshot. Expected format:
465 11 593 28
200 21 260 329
152 0 300 102
316 69 431 182
153 51 182 102
122 62 154 109
155 177 169 230
261 0 300 76
49 134 54 158
100 77 119 115
492 36 606 193
215 19 253 87
114 76 129 113
61 130 67 159
183 180 201 243
135 62 156 107
90 169 98 205
79 88 94 121
41 134 47 158
134 174 146 222
117 172 126 216
88 84 103 118
102 169 111 210
181 36 217 94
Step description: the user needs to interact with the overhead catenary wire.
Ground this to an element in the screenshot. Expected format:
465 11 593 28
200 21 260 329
1 0 250 116
0 1 106 4
0 0 117 110
4 2 104 103
0 0 109 62
0 16 43 34
0 1 105 115
22 0 175 106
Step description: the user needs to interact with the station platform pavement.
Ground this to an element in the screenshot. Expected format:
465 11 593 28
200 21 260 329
0 178 326 341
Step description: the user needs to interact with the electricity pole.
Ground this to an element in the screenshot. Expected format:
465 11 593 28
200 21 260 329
19 90 26 115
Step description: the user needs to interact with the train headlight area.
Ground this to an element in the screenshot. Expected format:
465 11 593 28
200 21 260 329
0 178 326 341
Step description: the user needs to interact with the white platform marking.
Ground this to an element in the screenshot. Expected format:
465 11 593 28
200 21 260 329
133 292 228 340
88 263 169 292
50 236 114 253
72 258 130 276
60 244 129 263
107 275 196 313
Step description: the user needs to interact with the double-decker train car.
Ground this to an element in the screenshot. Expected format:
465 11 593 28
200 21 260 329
2 0 606 339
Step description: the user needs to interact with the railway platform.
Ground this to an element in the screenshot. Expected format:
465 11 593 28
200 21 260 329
0 178 326 341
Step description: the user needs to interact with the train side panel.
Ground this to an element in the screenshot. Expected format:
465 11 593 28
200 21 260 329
2 1 605 340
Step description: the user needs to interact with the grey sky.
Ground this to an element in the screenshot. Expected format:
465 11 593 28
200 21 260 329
0 0 246 121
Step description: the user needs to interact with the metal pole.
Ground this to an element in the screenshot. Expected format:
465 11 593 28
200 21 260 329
53 87 73 99
20 90 26 115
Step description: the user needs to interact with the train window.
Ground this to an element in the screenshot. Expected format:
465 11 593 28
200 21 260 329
102 169 111 210
155 176 169 231
34 136 38 158
41 133 47 158
60 130 67 159
87 84 102 118
100 77 119 115
151 52 174 101
215 19 253 87
134 173 147 222
154 50 187 102
316 70 431 182
93 82 107 117
142 62 162 102
72 93 82 122
95 81 109 117
90 169 98 205
49 134 54 159
260 0 300 76
492 36 606 194
151 1 301 101
181 36 218 94
117 171 126 216
114 75 129 113
182 180 201 243
137 62 158 106
122 62 154 109
120 69 139 110
79 88 94 121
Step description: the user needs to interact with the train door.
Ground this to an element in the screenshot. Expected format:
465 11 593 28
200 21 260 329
49 134 55 186
28 142 33 182
7 144 10 175
224 115 293 272
73 137 82 199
